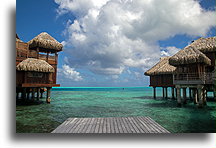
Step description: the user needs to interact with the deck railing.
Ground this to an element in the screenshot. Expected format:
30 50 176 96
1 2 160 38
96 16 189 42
173 72 215 85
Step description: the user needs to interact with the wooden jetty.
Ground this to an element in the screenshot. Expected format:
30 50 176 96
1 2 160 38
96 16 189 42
51 117 170 133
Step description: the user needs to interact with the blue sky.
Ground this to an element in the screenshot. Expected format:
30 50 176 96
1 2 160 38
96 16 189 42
16 0 216 87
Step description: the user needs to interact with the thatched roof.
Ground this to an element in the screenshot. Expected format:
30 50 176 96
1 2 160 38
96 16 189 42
16 34 23 42
28 32 63 51
16 58 55 73
189 37 215 53
145 57 176 76
169 46 211 66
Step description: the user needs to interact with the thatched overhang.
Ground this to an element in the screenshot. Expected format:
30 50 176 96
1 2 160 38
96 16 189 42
28 32 63 52
145 57 176 76
169 46 211 66
189 37 216 53
16 58 55 73
16 34 23 42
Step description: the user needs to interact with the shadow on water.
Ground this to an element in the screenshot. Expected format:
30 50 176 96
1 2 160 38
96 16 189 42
132 96 216 133
184 103 216 133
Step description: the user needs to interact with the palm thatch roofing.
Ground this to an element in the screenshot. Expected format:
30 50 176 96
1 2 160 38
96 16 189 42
169 46 211 66
145 57 176 76
28 32 63 51
189 37 215 53
16 58 55 73
16 34 23 42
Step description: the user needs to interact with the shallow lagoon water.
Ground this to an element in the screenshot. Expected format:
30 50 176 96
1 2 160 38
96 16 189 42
16 87 216 133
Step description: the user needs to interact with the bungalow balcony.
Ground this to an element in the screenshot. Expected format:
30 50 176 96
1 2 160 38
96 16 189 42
173 72 215 85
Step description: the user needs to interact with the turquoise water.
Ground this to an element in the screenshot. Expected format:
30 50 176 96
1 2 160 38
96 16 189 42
16 87 216 133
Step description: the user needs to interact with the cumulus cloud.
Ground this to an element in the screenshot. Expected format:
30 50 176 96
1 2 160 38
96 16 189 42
59 64 83 81
55 0 215 75
161 46 181 57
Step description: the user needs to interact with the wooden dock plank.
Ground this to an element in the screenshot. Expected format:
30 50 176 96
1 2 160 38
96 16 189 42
138 117 158 133
88 118 97 133
52 116 170 133
130 117 145 133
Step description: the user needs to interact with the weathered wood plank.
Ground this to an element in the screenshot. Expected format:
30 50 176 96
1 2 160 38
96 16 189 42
115 117 123 133
130 117 145 133
94 118 100 133
88 118 97 133
109 117 115 133
123 117 136 133
52 116 170 134
80 118 91 133
146 117 170 133
138 117 157 133
106 118 111 133
120 117 131 133
68 118 83 133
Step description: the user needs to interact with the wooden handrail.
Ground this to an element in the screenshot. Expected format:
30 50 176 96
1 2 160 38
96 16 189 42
173 72 214 84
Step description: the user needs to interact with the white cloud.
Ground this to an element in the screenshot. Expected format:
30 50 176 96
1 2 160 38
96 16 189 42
161 46 181 57
55 0 215 75
59 64 83 81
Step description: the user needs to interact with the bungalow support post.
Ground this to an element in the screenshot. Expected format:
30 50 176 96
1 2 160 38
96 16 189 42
32 88 35 101
21 88 26 101
189 88 192 100
46 87 51 103
214 87 216 101
37 88 40 101
162 87 165 98
176 85 181 107
153 87 156 99
203 88 207 105
172 87 175 99
193 88 198 104
165 87 168 98
183 87 187 104
198 85 204 108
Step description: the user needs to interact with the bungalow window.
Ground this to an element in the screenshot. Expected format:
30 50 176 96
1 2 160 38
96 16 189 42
27 72 43 78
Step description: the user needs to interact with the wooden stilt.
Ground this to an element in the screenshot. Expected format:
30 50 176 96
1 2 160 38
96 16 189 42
183 87 187 104
214 89 216 101
37 88 40 101
203 88 207 105
176 85 181 107
172 87 175 99
26 88 30 100
153 87 156 99
189 88 192 100
198 85 204 108
162 87 165 98
192 88 198 104
40 92 43 98
165 87 168 98
46 87 51 103
21 88 26 101
175 88 177 99
32 88 35 101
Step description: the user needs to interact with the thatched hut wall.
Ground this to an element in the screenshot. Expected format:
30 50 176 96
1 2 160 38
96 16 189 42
150 74 174 87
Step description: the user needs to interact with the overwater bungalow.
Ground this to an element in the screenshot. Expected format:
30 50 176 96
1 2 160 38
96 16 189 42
16 32 63 103
144 57 176 99
169 37 215 107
